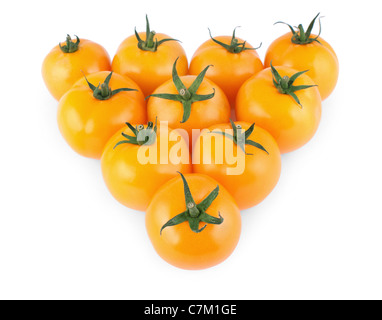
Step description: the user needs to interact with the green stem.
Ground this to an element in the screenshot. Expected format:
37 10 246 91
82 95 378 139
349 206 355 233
100 83 110 98
179 88 192 100
235 124 245 147
187 202 200 218
146 31 156 48
280 76 290 92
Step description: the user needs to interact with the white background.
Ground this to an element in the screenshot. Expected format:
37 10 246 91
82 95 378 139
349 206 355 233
0 0 381 300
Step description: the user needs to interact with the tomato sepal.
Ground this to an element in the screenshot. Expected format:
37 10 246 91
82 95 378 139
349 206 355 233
274 13 323 45
211 119 269 155
270 62 317 108
82 71 138 101
114 120 158 149
146 58 215 123
208 27 261 53
160 173 224 235
59 34 80 53
135 15 180 52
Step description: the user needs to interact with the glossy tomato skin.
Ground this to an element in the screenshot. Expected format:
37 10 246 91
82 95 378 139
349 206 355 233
146 174 241 270
264 33 339 100
42 39 111 101
57 72 146 159
101 125 192 211
147 76 230 149
190 36 263 107
236 66 322 154
193 122 281 210
112 32 188 97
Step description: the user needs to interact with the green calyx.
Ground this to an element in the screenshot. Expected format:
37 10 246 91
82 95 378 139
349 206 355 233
161 172 224 235
114 119 158 149
208 27 261 53
135 15 180 52
212 119 269 155
270 62 317 108
83 71 138 101
146 58 215 123
59 34 80 53
275 13 322 45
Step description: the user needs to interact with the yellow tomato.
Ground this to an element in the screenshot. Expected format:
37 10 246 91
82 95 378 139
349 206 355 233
42 35 111 100
112 16 188 96
57 72 146 159
102 122 192 211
